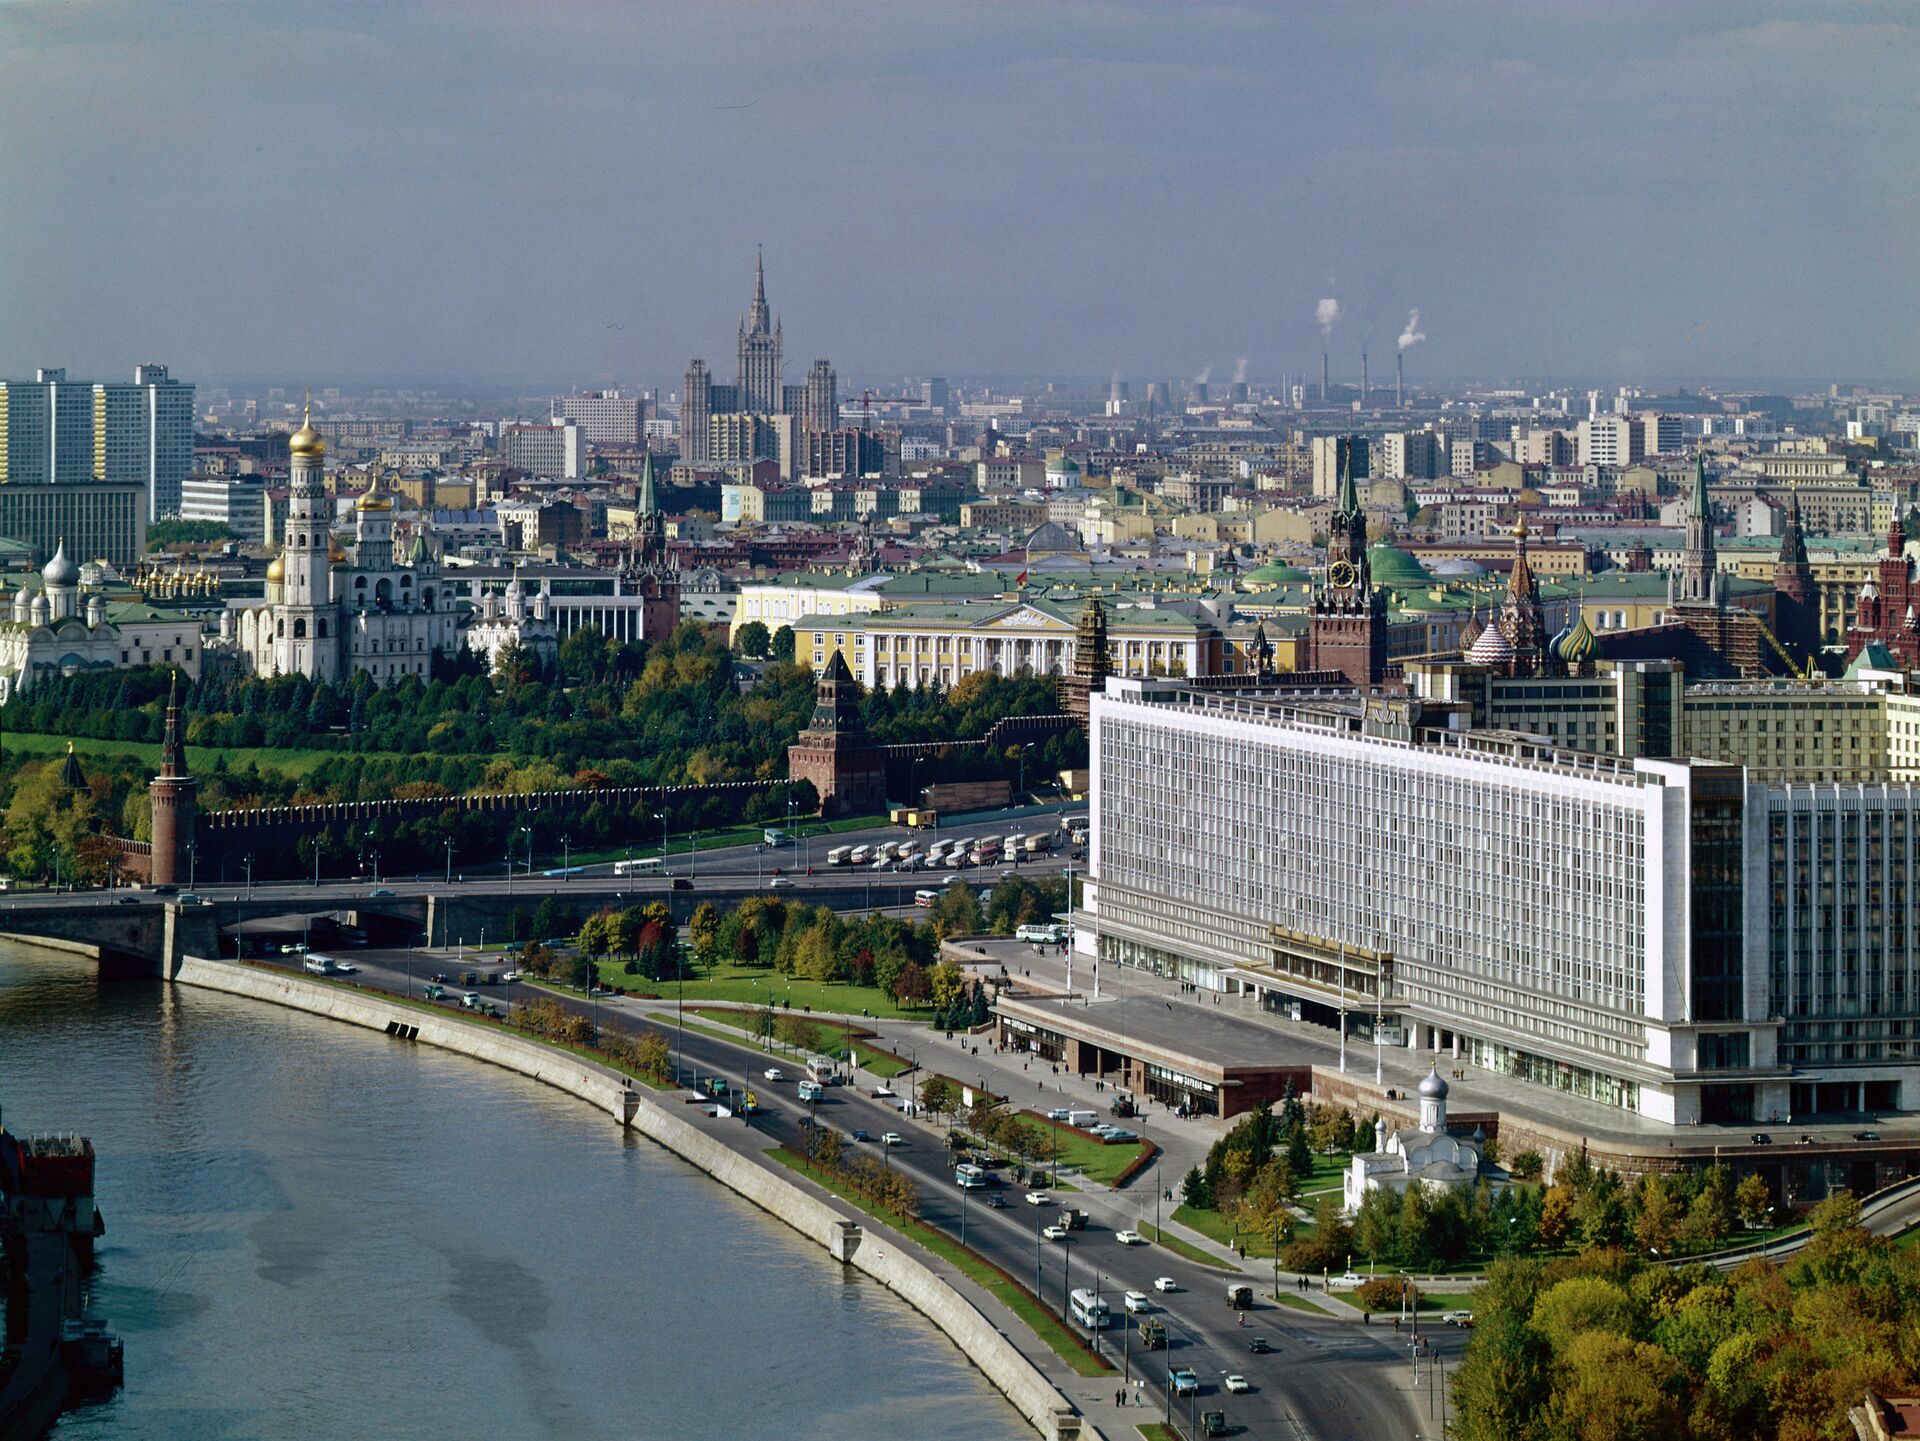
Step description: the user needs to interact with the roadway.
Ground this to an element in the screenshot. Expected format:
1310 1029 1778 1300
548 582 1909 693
255 945 1439 1441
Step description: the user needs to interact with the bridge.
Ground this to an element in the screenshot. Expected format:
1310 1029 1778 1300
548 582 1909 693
0 870 959 977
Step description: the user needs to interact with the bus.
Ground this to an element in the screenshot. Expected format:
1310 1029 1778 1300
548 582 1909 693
806 1054 836 1083
955 1163 988 1189
914 889 940 908
613 858 662 877
848 845 872 865
1068 1288 1112 1330
826 846 851 866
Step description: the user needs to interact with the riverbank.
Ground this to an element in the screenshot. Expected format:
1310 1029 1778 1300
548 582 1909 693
172 956 1093 1441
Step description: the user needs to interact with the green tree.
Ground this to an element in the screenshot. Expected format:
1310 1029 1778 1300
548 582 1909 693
1684 1163 1736 1250
1529 1276 1639 1357
1733 1173 1772 1231
1234 1159 1297 1243
753 1005 777 1050
770 625 796 661
919 1075 956 1126
1542 1332 1685 1441
689 900 720 963
1451 1307 1553 1441
735 620 771 658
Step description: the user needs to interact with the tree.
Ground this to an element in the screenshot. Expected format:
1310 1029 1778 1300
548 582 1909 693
1286 1122 1313 1179
1734 1173 1772 1231
919 1075 956 1126
735 620 771 658
634 1031 670 1080
1542 1332 1685 1441
1685 1163 1736 1250
1451 1306 1553 1441
753 1005 777 1050
891 960 932 1007
1235 1159 1297 1243
775 1013 820 1054
1537 1185 1576 1250
1632 1173 1684 1256
770 625 796 661
1529 1275 1639 1357
689 901 720 964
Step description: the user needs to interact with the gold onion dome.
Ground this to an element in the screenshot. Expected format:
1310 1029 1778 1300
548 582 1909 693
329 545 348 565
265 555 285 583
288 396 325 458
356 479 393 512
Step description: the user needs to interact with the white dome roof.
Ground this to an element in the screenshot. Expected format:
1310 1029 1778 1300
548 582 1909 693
1418 1066 1449 1099
41 541 76 586
1468 621 1515 665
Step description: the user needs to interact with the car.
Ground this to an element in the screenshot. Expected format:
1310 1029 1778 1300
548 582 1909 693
850 1129 871 1143
331 962 358 974
1042 1224 1068 1242
116 895 140 904
943 874 961 885
1115 1230 1145 1246
1169 1368 1199 1397
767 878 794 890
1025 1191 1051 1206
367 887 396 898
1124 1291 1151 1314
460 992 483 1008
1751 1133 1774 1145
1154 1276 1179 1292
1441 1311 1476 1327
1103 1129 1138 1142
1045 1107 1072 1122
1247 1335 1271 1353
1334 1271 1366 1288
499 969 522 983
764 1067 785 1082
983 1194 1007 1209
880 1132 903 1146
177 893 205 905
1223 1375 1251 1395
1856 1130 1883 1142
428 971 447 983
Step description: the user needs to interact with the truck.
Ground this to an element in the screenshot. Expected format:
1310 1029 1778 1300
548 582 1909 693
1200 1411 1227 1437
1136 1317 1166 1349
1059 1208 1090 1231
1226 1283 1254 1310
704 1076 730 1097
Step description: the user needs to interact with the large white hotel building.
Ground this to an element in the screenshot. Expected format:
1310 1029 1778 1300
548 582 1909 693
1086 677 1920 1126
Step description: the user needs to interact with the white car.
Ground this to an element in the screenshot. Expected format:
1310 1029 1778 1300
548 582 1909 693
1334 1271 1366 1288
1124 1291 1152 1314
763 1068 785 1082
1153 1276 1179 1292
767 878 795 889
1024 1191 1051 1206
943 874 962 885
880 1132 903 1146
1115 1229 1145 1246
1223 1375 1251 1395
1042 1224 1068 1242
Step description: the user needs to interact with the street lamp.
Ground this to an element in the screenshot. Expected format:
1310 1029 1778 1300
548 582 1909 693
187 841 197 890
560 834 571 877
243 852 255 897
444 838 455 885
654 811 668 860
370 848 381 885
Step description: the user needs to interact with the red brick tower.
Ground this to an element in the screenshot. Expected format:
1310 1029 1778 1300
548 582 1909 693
148 673 196 886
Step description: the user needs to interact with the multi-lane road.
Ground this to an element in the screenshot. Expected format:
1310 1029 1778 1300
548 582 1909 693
255 945 1443 1441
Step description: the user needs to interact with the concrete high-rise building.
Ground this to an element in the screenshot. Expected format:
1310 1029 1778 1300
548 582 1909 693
179 474 266 538
1578 414 1644 468
0 364 192 561
1379 430 1442 481
550 389 645 446
1640 412 1688 457
924 377 952 417
499 421 582 478
801 359 837 435
1310 435 1370 496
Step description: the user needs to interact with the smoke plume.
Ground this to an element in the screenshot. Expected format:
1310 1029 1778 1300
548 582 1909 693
1194 365 1213 385
1315 298 1342 339
1398 309 1426 351
1232 356 1249 384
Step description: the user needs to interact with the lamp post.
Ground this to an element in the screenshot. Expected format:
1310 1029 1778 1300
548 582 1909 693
654 811 667 861
690 829 699 882
244 853 254 897
444 838 455 884
560 834 571 878
187 841 197 890
370 848 381 885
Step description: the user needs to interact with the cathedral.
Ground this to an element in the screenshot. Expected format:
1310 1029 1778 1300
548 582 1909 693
231 402 464 685
1846 506 1920 670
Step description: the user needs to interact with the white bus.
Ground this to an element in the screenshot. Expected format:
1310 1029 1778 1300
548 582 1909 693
826 846 852 866
806 1054 836 1083
613 857 662 877
848 845 872 865
955 1163 989 1189
1068 1288 1112 1330
914 889 940 908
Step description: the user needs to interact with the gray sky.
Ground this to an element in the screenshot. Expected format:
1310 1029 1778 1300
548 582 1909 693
2 1 1916 391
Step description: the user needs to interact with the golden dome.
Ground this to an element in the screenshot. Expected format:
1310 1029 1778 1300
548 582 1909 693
265 555 285 583
288 395 325 458
329 545 348 565
356 481 393 512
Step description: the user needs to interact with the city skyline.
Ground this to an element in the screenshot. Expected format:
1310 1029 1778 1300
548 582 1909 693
3 1 1917 389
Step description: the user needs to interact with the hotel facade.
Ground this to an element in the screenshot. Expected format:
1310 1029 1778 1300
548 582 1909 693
1086 678 1920 1126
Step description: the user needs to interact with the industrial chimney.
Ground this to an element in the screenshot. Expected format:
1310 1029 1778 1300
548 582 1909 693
1396 351 1405 409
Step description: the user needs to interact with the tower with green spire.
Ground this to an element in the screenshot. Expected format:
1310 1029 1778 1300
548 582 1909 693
1673 452 1723 607
1307 441 1389 686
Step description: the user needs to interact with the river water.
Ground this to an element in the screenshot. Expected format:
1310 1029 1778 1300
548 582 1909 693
0 944 1026 1441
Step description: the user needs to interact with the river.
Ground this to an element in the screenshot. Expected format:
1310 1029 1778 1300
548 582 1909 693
0 944 1027 1441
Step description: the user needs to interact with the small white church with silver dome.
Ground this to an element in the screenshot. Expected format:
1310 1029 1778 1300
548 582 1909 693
1342 1067 1508 1215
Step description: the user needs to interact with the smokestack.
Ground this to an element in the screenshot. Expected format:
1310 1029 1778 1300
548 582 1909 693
1321 350 1329 403
1361 348 1369 405
1396 350 1404 409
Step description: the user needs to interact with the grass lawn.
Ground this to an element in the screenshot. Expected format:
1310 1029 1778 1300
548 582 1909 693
595 960 935 1022
1172 1203 1298 1260
1135 1426 1180 1441
768 1147 1112 1377
3 729 414 779
1270 1291 1328 1316
1142 1223 1239 1272
1020 1120 1153 1187
566 812 890 871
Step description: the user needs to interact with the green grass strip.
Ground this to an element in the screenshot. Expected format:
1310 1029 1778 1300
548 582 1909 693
1135 1425 1181 1441
1269 1291 1328 1315
1142 1223 1240 1272
767 1147 1113 1377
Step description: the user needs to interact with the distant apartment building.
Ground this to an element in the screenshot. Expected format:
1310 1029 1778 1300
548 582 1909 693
1379 430 1442 481
498 421 582 479
1578 414 1645 468
1511 427 1576 468
1310 435 1370 497
550 390 645 446
801 426 890 480
179 474 266 538
1639 412 1689 456
0 365 193 563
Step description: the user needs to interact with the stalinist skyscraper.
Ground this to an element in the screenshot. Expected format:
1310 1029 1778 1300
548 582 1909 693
736 244 783 414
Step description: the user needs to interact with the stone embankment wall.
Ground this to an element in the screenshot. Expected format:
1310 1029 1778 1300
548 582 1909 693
172 957 1087 1441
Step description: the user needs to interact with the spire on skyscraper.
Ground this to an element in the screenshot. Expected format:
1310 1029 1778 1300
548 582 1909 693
748 243 770 335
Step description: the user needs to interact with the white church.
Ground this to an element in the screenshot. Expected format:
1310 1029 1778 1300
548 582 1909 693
1343 1067 1508 1215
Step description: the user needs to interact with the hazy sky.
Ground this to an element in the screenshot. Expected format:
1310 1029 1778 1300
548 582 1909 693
3 1 1916 391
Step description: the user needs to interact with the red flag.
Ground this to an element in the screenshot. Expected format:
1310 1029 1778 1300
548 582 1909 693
1015 569 1028 585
